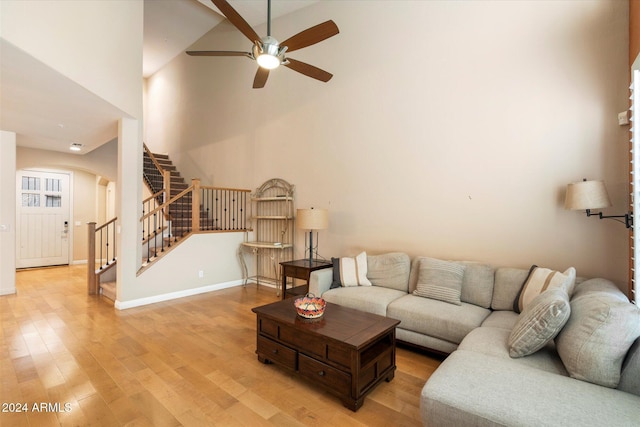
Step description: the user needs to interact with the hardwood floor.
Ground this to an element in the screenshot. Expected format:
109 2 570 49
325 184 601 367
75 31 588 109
1 266 441 426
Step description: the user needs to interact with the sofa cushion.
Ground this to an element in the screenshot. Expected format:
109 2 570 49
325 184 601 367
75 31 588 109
320 286 406 317
409 258 494 308
459 262 494 309
366 252 410 292
413 257 465 305
556 290 640 388
492 267 529 311
387 294 490 344
459 327 569 375
572 277 629 301
619 337 640 396
508 288 571 358
481 311 519 330
421 350 640 427
331 252 371 287
513 265 576 313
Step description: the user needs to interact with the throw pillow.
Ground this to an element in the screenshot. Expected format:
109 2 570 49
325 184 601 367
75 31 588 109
513 265 576 313
331 252 372 288
508 288 571 358
413 257 466 305
555 292 640 388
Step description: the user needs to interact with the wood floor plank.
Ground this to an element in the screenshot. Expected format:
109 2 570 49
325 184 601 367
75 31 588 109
0 265 440 426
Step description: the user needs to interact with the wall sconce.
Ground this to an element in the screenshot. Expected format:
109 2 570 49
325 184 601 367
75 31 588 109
564 179 633 228
297 207 328 264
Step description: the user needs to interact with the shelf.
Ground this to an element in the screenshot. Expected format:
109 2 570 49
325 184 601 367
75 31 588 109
241 241 293 249
252 196 293 202
253 215 293 220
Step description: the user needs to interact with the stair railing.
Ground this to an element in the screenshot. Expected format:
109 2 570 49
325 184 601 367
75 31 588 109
87 217 118 295
139 179 251 266
143 143 169 194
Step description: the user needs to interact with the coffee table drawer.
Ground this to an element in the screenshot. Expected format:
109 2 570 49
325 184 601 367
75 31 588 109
298 353 350 397
279 326 326 358
257 336 297 370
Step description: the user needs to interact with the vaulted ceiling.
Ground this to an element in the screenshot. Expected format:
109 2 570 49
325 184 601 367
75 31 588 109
0 0 317 155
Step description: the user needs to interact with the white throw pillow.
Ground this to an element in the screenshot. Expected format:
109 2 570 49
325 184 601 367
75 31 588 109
332 251 372 287
514 266 576 313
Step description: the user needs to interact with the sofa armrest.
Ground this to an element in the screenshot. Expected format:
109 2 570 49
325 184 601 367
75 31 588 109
309 268 333 296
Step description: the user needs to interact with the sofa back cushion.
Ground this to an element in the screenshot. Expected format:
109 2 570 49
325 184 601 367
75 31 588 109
555 284 640 388
459 261 495 309
409 258 494 308
492 267 529 311
366 252 411 292
619 337 640 396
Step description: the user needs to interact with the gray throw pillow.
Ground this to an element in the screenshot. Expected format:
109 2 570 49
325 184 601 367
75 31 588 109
413 257 465 305
508 288 571 358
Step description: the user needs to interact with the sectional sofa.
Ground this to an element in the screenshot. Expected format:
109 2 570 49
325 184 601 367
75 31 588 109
308 252 640 426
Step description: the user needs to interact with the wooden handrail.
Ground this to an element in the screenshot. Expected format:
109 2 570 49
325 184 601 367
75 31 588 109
143 189 165 206
140 185 194 222
95 216 118 233
200 185 252 193
143 143 166 175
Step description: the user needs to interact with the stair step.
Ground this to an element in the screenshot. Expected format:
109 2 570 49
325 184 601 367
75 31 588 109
100 281 116 301
152 152 169 159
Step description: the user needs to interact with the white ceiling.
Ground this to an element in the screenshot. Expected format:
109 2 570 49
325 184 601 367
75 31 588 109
0 0 317 155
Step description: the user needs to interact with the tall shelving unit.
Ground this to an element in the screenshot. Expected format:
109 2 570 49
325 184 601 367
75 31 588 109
239 178 294 295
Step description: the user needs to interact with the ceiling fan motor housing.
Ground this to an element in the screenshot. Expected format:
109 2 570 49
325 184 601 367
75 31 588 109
253 36 288 69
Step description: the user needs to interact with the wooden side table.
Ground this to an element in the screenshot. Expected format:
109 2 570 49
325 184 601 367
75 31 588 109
280 259 332 300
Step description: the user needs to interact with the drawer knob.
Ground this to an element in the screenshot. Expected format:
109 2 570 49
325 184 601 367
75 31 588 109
272 349 278 354
318 370 325 377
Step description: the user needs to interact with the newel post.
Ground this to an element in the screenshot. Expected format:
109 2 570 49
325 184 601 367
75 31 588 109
192 178 201 232
87 222 97 295
163 170 171 206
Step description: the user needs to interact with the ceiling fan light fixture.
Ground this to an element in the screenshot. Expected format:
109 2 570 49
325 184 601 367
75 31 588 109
257 53 280 69
254 36 286 70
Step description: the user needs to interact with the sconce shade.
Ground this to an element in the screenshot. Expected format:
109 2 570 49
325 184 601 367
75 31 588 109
564 180 612 210
297 208 328 230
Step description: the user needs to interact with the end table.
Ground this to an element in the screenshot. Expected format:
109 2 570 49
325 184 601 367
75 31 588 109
279 259 332 300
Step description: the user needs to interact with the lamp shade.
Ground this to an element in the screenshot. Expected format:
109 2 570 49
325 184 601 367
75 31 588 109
564 180 612 210
297 208 328 230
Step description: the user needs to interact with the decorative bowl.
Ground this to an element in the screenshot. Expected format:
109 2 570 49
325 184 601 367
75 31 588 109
294 294 326 319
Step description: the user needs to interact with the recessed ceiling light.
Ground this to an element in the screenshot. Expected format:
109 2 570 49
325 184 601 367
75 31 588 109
69 143 83 152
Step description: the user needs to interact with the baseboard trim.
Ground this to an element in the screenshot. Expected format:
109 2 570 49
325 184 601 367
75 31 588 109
0 287 16 296
114 279 246 310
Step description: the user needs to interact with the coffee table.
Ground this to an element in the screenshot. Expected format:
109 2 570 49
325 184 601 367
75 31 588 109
251 298 401 411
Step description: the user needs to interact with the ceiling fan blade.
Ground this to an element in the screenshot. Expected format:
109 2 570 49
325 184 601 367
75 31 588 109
253 67 270 89
284 58 333 82
186 51 252 58
211 0 260 43
280 20 339 53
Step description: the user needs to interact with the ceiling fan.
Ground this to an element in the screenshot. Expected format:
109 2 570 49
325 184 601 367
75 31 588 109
186 0 339 89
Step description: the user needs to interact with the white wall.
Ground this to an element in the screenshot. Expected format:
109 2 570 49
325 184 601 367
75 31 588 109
118 232 248 308
0 131 16 295
17 140 118 182
146 1 631 289
0 0 143 117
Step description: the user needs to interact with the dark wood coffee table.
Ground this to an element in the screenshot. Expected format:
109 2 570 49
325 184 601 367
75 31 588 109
251 299 401 411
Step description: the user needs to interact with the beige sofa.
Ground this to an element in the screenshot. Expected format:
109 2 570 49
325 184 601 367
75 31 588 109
309 252 640 426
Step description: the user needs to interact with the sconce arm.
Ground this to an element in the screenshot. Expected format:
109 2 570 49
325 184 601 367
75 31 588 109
585 209 634 229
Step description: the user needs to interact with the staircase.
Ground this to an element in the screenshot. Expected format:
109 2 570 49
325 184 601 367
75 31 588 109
88 146 251 298
142 148 208 263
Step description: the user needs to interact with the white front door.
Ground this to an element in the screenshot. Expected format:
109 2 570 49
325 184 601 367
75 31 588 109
16 170 71 268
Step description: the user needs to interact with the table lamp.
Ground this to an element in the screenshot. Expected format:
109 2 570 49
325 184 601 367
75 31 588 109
297 208 328 264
